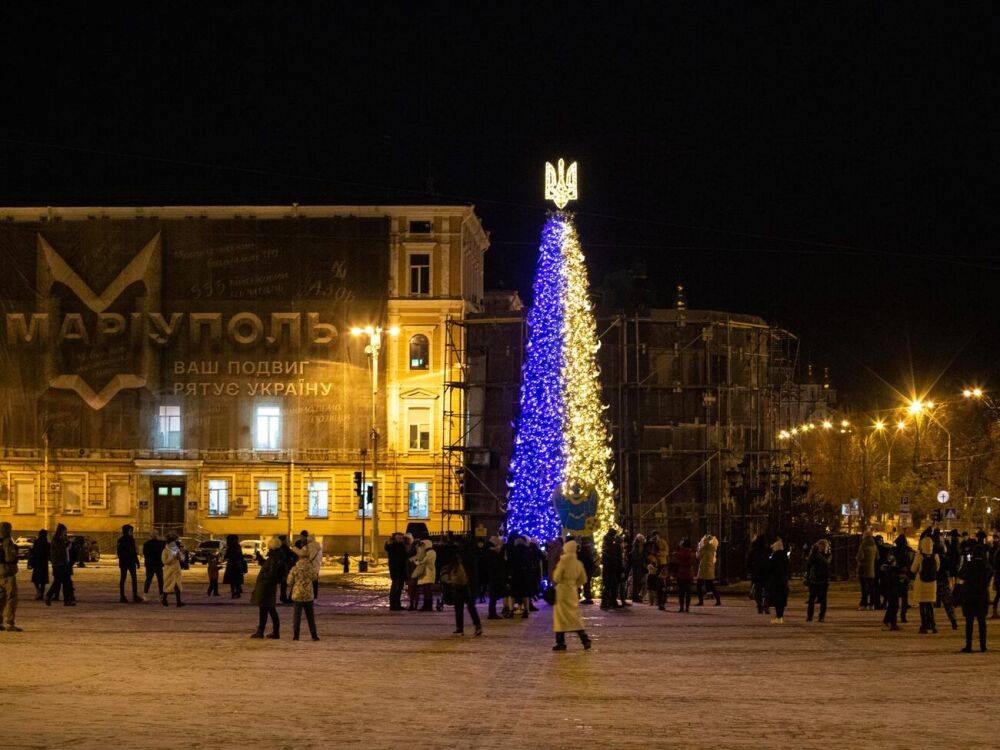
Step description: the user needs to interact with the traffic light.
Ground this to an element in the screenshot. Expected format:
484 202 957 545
353 471 363 497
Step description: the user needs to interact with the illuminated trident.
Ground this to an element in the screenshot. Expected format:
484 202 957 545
544 158 578 209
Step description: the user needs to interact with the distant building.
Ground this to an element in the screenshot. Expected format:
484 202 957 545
0 205 489 552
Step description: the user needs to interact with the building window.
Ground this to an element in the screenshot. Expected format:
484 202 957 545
62 478 84 513
257 479 279 517
14 478 35 514
358 481 375 518
409 334 429 370
407 407 431 451
408 481 429 519
308 480 329 518
208 479 230 517
409 253 430 296
408 220 432 234
109 480 131 516
255 405 281 450
157 404 181 449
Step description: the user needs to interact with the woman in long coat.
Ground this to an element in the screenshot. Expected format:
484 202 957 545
911 535 939 633
551 540 592 651
28 530 50 600
222 534 246 598
251 536 284 639
766 539 790 624
161 534 185 607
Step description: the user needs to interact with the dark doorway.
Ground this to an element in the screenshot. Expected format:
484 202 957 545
153 480 186 537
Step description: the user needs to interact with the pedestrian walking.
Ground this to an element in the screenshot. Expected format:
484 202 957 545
251 536 285 639
672 539 694 612
912 535 939 634
116 524 141 603
805 539 832 622
142 530 166 598
45 523 76 606
747 534 770 615
223 534 246 598
206 552 221 596
600 528 624 610
160 534 185 607
0 521 21 632
856 530 878 610
287 541 320 641
551 540 592 651
880 553 901 631
27 530 50 600
696 533 721 606
766 539 790 624
933 530 958 630
441 540 482 637
385 532 409 611
957 543 993 652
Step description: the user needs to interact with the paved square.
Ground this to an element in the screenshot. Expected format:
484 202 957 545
3 564 997 749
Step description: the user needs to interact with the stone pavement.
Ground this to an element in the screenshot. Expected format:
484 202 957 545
2 564 998 749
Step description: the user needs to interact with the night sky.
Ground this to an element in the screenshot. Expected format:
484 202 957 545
1 3 995 407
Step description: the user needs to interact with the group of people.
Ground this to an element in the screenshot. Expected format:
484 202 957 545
856 526 999 652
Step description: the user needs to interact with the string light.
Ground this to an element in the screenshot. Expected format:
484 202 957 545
506 210 615 545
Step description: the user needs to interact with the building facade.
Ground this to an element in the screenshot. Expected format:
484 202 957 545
0 205 488 552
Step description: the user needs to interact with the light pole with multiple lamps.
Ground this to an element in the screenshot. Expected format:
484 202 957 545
350 324 399 569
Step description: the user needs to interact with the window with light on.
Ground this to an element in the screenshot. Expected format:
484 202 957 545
409 334 429 370
258 480 279 517
408 481 429 519
158 405 181 449
255 405 281 450
208 479 229 517
308 480 329 518
408 407 431 451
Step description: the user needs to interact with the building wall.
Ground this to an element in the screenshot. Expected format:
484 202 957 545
0 205 488 551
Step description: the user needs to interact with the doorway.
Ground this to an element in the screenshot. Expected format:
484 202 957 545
153 480 186 537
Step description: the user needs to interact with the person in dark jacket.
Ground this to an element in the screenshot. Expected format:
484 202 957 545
747 534 771 615
892 534 913 623
277 535 297 605
600 528 624 610
142 530 166 597
385 532 409 611
28 530 50 600
672 539 695 612
766 539 790 624
45 523 76 606
222 534 246 598
880 552 901 630
442 539 482 636
957 543 993 652
933 530 959 630
805 539 832 622
628 534 647 602
990 533 1000 619
508 536 535 618
485 537 508 619
116 524 141 603
251 537 286 639
0 522 19 631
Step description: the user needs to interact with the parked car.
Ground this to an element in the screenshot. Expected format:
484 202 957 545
67 534 101 563
191 539 226 564
14 537 35 561
239 539 264 562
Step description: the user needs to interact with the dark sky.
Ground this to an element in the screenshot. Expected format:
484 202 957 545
1 3 996 406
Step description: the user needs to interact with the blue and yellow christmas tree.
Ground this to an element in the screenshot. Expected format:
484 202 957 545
506 160 616 546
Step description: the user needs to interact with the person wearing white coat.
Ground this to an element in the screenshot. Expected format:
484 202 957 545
696 534 721 606
411 540 437 612
551 540 592 651
160 534 185 608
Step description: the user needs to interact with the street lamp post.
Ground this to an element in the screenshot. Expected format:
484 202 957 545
351 324 399 565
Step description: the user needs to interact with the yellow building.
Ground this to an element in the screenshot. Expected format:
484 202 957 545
0 205 488 554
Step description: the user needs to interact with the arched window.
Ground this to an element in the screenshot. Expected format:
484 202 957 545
409 334 429 370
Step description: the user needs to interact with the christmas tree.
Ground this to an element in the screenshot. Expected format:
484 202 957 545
506 161 615 545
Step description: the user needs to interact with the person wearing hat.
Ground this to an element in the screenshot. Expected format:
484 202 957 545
287 540 320 641
251 536 285 639
766 538 789 624
550 540 591 651
160 533 185 607
957 542 994 652
116 524 141 603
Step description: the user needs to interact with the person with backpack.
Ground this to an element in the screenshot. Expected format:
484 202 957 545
911 536 939 633
441 539 482 636
805 539 832 622
957 543 993 652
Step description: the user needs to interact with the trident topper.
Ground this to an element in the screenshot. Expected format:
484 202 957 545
544 158 578 209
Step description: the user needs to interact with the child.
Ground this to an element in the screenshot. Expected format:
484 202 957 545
287 540 320 641
206 552 221 597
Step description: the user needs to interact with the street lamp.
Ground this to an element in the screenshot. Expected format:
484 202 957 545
350 324 399 567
